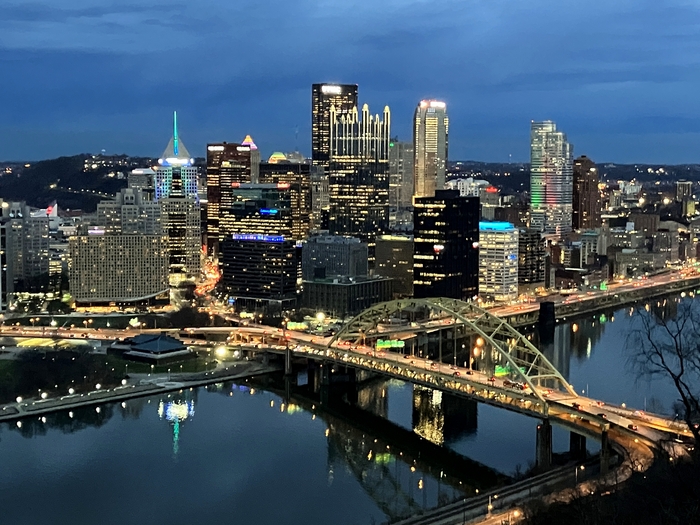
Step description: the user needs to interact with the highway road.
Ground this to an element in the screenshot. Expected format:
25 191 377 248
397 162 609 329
489 268 700 318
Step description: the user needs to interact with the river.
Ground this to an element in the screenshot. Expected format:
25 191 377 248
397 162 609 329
0 295 688 525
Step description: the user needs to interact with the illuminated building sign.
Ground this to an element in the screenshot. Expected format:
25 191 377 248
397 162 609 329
494 364 526 377
88 228 105 235
231 234 285 243
207 145 225 152
237 146 251 152
260 209 278 215
479 222 515 231
433 244 445 254
376 339 406 349
321 85 342 95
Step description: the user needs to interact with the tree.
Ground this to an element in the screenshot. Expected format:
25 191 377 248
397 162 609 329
627 300 700 445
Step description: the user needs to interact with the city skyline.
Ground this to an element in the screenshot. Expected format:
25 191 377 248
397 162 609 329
3 0 700 163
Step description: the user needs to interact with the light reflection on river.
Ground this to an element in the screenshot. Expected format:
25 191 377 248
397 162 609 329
0 294 691 524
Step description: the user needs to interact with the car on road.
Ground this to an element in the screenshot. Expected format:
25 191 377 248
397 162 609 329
572 402 582 410
403 354 410 359
627 424 638 431
452 371 461 377
465 370 474 375
488 376 496 383
597 413 608 419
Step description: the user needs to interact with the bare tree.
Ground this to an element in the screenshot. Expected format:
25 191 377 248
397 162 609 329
627 300 700 445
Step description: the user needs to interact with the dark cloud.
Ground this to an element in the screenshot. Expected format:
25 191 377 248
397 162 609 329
1 0 700 162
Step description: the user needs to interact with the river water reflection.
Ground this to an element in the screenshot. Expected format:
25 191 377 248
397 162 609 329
0 295 689 525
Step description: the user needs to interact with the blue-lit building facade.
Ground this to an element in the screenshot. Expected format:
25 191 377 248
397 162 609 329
478 222 519 302
155 112 198 201
219 184 299 312
413 190 479 301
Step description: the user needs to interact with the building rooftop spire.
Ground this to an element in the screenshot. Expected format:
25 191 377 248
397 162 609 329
159 111 193 167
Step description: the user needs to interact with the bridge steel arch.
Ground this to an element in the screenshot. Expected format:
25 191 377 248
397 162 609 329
327 298 578 402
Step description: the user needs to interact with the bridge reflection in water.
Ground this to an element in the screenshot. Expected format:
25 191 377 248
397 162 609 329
253 373 508 523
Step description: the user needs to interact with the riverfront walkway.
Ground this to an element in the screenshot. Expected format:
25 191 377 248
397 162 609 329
0 361 279 424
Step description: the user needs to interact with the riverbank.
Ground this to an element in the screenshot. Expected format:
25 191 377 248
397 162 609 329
0 360 280 423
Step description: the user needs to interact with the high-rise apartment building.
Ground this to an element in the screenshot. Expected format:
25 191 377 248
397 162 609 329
389 139 415 209
206 141 258 254
70 231 169 307
413 190 479 300
97 187 161 235
413 100 448 200
328 103 391 255
479 222 519 302
572 155 601 230
312 83 358 168
530 121 573 236
0 201 50 300
69 189 169 307
518 228 546 287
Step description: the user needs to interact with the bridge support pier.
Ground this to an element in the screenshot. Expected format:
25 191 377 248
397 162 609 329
284 347 293 376
569 431 587 460
536 419 552 470
600 429 610 475
262 352 270 367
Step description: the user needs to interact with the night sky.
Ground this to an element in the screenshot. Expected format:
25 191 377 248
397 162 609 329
2 0 700 163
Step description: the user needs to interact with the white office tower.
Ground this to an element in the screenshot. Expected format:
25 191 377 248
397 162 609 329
529 121 573 237
413 100 448 199
479 222 519 302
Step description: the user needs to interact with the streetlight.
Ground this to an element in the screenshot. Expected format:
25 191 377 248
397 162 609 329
510 509 521 523
487 495 494 516
576 464 585 484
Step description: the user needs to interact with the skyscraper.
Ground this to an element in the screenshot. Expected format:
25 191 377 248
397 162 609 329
218 183 300 312
413 190 479 300
413 100 448 200
206 141 253 255
155 112 198 201
518 228 546 287
572 155 601 230
530 121 573 236
154 113 201 283
479 222 519 302
311 83 358 168
328 103 391 256
389 139 414 209
259 162 312 241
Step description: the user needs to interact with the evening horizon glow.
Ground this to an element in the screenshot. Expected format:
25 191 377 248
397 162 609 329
2 0 700 163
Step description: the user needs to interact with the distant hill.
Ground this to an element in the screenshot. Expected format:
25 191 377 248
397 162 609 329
0 155 136 211
448 160 700 194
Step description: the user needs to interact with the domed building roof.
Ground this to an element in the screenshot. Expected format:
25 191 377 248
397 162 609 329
268 152 287 163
